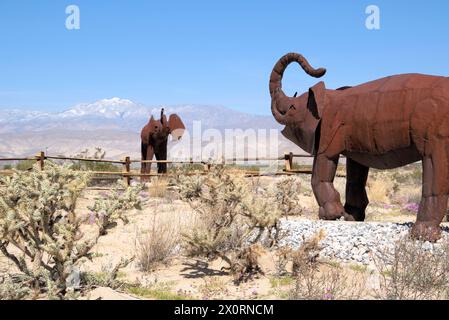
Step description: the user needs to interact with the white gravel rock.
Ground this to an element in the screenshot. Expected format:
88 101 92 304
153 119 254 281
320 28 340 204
277 219 449 265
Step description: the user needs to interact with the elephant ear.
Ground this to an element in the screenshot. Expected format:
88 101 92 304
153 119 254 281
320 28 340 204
289 81 327 155
168 114 185 140
307 81 326 119
148 116 159 131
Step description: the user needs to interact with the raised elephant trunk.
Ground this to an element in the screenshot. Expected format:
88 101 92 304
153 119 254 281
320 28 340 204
269 53 326 124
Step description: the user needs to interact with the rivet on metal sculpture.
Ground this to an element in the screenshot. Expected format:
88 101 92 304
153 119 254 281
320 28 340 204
140 108 185 180
269 52 449 242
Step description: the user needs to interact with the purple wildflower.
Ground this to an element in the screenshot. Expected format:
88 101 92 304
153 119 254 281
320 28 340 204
89 212 95 225
404 202 419 213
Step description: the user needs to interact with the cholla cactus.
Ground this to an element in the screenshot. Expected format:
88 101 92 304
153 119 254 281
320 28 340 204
272 177 302 216
89 180 145 235
0 276 30 300
177 166 282 282
0 163 142 299
0 163 92 296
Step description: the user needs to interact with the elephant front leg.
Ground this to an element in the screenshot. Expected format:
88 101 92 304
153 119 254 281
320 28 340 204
311 154 346 220
344 158 369 221
411 152 449 242
141 145 154 183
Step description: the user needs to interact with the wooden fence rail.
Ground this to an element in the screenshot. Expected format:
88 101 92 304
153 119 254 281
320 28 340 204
0 151 324 186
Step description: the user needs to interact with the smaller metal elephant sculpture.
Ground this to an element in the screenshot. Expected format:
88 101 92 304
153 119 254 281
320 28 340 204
140 108 185 180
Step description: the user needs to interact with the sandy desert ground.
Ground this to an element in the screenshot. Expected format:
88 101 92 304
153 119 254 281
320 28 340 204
2 164 448 300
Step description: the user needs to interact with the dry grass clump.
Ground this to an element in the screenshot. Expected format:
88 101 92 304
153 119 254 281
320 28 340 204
147 177 169 198
367 171 397 204
287 231 367 300
374 237 449 300
135 213 180 272
290 264 367 300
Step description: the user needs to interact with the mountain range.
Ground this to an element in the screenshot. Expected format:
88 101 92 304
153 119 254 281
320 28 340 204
0 98 301 160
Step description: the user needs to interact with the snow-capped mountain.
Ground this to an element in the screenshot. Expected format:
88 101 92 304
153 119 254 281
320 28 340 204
0 98 280 133
0 98 300 159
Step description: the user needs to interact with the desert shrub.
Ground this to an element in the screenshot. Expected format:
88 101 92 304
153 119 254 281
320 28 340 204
135 213 179 272
71 147 121 172
15 159 36 171
374 237 449 300
177 165 281 283
0 163 142 299
89 180 144 235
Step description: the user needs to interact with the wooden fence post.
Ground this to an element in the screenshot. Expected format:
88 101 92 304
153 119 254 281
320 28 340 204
284 152 293 172
123 156 131 186
36 151 45 171
203 162 211 172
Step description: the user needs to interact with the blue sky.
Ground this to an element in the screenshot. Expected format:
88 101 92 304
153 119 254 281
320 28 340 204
0 0 448 115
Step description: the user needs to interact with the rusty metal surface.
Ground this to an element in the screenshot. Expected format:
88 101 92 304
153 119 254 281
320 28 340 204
269 52 449 241
140 108 185 179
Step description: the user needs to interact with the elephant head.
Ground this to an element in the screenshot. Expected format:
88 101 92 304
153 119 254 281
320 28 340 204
269 53 327 154
146 108 186 143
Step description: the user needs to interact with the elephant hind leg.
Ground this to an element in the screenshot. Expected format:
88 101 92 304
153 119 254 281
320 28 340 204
141 142 147 176
411 142 449 242
344 158 369 222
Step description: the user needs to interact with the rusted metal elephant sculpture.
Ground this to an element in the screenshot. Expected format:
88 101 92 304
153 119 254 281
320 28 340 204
140 108 185 180
269 52 449 241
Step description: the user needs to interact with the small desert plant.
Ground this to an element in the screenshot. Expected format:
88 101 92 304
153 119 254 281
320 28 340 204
291 230 325 276
289 231 366 300
374 237 449 300
274 246 293 276
126 281 189 300
135 213 179 272
89 180 145 235
177 166 281 283
81 257 133 290
0 163 142 299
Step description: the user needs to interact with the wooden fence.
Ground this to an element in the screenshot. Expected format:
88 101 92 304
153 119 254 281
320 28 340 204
0 151 330 186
